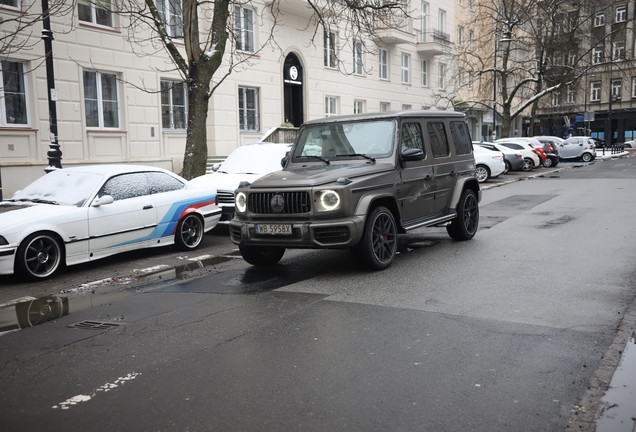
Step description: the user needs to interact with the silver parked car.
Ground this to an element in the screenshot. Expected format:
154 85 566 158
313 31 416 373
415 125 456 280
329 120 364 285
559 136 596 162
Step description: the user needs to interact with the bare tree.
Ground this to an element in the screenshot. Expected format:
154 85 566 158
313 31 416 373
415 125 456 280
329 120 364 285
449 0 634 138
113 0 406 179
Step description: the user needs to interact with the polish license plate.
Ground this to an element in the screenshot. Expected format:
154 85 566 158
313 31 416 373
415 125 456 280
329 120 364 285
255 224 292 235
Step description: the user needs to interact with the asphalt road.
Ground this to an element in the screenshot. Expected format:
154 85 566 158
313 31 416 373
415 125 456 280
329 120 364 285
1 153 635 432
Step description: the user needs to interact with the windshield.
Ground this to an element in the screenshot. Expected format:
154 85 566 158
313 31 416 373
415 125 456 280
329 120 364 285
293 120 396 161
12 170 104 207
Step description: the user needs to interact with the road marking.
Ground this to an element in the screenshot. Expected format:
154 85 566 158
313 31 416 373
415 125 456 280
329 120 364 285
52 372 141 410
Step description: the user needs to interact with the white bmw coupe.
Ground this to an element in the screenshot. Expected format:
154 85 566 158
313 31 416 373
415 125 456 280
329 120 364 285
0 165 221 280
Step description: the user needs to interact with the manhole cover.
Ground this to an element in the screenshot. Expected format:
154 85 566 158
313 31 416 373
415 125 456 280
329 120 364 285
67 320 124 330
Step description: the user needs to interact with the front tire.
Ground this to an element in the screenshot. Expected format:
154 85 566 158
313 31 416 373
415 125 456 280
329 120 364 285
352 206 397 270
240 245 285 266
475 165 490 183
446 189 479 241
15 233 63 280
175 214 204 250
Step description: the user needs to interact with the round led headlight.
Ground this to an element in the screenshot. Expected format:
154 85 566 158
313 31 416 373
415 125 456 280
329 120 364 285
319 190 340 211
235 192 247 213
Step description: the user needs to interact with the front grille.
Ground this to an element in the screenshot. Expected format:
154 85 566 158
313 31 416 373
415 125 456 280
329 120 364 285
313 227 350 244
217 191 235 204
248 192 311 214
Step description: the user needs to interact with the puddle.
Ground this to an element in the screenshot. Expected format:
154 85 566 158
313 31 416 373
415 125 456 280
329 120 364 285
596 333 636 432
0 295 69 334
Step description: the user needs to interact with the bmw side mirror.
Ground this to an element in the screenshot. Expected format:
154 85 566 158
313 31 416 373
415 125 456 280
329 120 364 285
92 195 114 207
212 163 221 172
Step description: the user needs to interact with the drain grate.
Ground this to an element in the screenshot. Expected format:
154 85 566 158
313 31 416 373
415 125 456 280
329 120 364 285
67 320 124 330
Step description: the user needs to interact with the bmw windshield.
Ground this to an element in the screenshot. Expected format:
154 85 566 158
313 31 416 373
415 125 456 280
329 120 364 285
10 170 104 207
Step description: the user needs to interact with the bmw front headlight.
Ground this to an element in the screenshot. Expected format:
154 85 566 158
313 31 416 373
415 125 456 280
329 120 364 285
235 192 247 213
317 190 340 212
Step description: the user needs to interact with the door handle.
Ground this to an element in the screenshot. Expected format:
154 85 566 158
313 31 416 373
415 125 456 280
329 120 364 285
143 204 154 210
424 175 432 181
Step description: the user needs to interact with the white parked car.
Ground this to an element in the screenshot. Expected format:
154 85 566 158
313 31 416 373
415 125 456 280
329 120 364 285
623 140 635 148
0 165 221 280
189 142 292 224
495 139 541 169
472 144 506 183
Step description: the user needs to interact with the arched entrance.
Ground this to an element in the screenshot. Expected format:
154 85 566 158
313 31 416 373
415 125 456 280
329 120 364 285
283 53 304 127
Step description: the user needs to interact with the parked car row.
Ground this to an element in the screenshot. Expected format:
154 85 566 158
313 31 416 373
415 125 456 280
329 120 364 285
472 135 597 183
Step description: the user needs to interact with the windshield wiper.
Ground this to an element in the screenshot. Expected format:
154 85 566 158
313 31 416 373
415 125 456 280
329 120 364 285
336 153 376 163
14 198 59 205
297 155 330 165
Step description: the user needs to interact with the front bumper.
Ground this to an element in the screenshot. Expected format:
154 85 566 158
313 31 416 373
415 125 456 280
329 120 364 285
0 247 17 275
229 216 367 249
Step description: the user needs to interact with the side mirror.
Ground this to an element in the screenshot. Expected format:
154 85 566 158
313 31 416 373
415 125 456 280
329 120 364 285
92 195 114 207
401 148 425 162
280 151 290 168
211 163 221 172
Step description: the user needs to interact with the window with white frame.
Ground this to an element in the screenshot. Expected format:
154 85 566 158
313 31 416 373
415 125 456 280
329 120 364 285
468 30 473 50
1 0 19 7
457 68 463 88
354 100 365 114
496 74 502 93
614 41 625 60
380 102 390 112
551 92 560 106
438 63 446 90
616 6 627 23
235 6 254 52
594 12 605 27
324 30 337 68
468 72 473 90
420 2 429 42
612 79 622 99
402 104 412 110
421 59 428 86
79 0 113 27
568 52 576 66
325 96 338 117
353 40 363 75
457 26 463 47
438 9 446 34
567 86 575 103
591 81 601 101
156 0 183 38
238 86 259 131
632 78 636 98
84 70 119 128
0 61 28 126
593 46 603 64
401 53 410 84
379 48 388 80
161 80 187 130
468 0 474 10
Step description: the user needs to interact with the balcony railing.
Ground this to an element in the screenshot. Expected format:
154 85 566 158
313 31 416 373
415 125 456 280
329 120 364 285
372 16 414 45
416 29 453 55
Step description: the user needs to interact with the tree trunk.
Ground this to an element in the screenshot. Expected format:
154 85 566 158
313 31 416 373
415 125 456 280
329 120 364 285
181 68 212 180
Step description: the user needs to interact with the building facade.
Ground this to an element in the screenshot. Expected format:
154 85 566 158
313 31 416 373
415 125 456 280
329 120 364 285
0 0 460 198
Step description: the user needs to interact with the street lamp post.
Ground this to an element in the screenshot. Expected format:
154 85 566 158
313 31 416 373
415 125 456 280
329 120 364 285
41 0 62 172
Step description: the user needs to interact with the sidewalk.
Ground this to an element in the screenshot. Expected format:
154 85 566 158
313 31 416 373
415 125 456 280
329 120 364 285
595 149 632 160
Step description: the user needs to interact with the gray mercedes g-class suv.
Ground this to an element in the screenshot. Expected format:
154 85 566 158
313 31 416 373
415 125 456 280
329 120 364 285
229 110 481 270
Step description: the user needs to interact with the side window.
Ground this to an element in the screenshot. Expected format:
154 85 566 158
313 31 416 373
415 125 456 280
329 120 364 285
450 121 472 155
98 173 149 201
146 172 185 194
401 123 425 155
427 122 450 157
